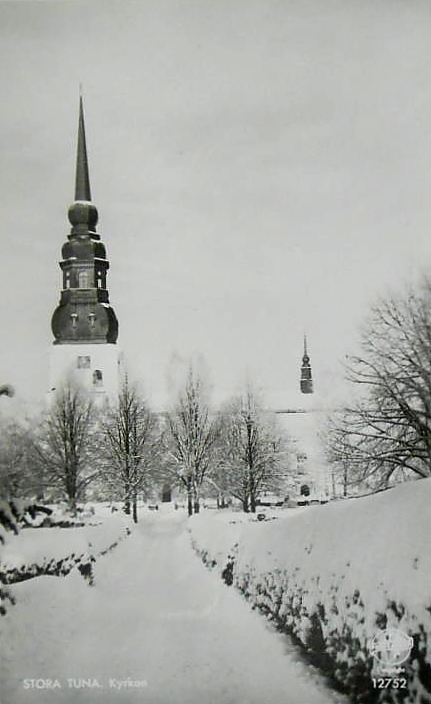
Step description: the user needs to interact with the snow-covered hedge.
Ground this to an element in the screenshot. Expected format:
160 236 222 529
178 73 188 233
0 511 131 613
190 481 431 703
0 500 56 615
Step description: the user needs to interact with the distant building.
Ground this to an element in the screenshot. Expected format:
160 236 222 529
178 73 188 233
276 336 330 499
48 97 120 404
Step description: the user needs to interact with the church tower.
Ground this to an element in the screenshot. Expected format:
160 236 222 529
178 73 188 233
300 334 313 394
49 96 119 402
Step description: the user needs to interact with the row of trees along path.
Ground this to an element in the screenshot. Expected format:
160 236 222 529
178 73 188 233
0 370 289 521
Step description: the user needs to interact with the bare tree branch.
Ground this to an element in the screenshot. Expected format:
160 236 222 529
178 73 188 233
326 276 431 493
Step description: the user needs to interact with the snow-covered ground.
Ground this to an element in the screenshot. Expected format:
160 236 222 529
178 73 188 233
3 482 429 703
0 506 345 704
190 480 431 702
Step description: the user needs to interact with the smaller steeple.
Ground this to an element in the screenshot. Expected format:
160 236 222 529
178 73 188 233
300 334 313 394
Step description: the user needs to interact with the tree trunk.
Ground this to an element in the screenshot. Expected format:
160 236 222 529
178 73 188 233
123 480 131 515
186 476 193 517
250 494 256 513
132 494 138 523
68 496 77 516
66 463 78 515
242 497 249 512
193 483 200 514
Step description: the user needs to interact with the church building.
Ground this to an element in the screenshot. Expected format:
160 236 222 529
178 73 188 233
46 97 330 501
48 97 119 404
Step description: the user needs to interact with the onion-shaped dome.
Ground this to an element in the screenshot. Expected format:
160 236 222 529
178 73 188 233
68 200 98 233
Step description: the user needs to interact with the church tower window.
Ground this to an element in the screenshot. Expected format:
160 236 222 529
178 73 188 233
78 271 89 289
77 356 91 369
93 369 103 386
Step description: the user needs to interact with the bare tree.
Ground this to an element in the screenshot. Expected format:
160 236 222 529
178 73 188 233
219 389 288 512
165 367 220 516
327 276 431 491
32 382 97 511
0 420 38 501
202 460 232 509
323 413 359 497
102 375 159 522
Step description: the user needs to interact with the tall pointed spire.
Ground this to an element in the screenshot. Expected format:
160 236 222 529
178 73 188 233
68 94 98 235
75 94 92 201
300 333 313 394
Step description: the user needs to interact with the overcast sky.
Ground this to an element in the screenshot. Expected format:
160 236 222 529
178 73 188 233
1 0 431 412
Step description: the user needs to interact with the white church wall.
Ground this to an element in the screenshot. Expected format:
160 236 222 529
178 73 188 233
48 343 120 405
277 409 331 499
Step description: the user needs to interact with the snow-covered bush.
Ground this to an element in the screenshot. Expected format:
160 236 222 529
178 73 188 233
0 499 52 540
0 510 131 614
0 500 55 614
1 550 96 585
190 480 431 703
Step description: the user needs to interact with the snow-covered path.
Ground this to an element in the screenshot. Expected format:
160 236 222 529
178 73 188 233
1 511 344 704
